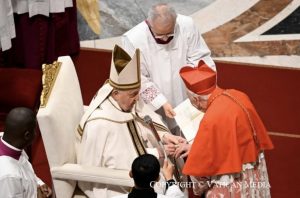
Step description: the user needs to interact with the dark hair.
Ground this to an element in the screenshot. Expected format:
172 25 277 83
3 107 36 148
131 154 160 188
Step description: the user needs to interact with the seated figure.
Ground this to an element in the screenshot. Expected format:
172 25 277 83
77 45 186 198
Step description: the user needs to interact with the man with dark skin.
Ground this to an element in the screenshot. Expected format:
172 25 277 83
0 107 52 198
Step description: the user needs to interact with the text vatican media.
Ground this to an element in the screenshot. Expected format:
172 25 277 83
150 181 271 189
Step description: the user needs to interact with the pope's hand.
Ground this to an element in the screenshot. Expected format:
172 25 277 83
164 144 176 156
163 133 187 157
174 142 191 159
163 102 176 118
162 132 187 145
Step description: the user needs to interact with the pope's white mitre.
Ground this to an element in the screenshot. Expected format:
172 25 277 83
108 45 141 90
78 45 141 136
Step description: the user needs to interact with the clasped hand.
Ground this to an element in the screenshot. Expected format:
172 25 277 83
162 133 190 159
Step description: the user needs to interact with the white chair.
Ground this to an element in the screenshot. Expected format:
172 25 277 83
37 56 133 198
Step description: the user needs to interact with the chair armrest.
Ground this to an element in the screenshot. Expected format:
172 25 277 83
51 163 134 187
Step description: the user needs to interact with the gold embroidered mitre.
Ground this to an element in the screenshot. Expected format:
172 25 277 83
108 45 141 90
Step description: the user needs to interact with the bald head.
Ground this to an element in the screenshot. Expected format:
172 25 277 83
147 3 177 28
3 107 36 149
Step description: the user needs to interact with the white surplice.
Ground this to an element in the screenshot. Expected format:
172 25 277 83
0 133 44 198
122 14 215 112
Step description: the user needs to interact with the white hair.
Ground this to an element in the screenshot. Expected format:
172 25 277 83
147 3 177 24
187 89 210 100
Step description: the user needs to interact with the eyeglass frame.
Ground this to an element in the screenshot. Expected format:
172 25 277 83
153 32 175 39
149 23 176 39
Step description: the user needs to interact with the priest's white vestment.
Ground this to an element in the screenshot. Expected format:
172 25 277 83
78 94 170 198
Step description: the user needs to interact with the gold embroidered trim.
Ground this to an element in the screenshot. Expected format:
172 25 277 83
77 125 83 136
108 49 141 91
127 121 146 156
153 123 169 132
40 61 62 108
137 49 141 83
135 115 169 132
86 117 130 124
108 79 141 90
78 116 132 137
79 98 134 137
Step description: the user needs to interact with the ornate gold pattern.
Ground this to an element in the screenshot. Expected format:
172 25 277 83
127 121 146 156
40 61 62 108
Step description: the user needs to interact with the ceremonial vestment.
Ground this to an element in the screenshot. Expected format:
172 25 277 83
183 87 274 197
78 85 170 198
